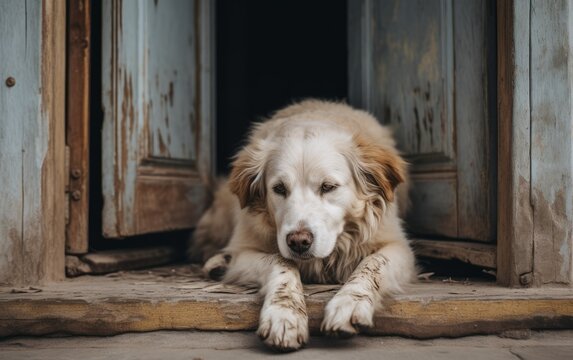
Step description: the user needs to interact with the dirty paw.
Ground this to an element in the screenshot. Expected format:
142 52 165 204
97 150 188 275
203 252 232 280
321 293 374 337
257 304 309 352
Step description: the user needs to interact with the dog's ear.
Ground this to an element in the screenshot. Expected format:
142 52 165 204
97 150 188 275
351 134 407 203
228 139 267 210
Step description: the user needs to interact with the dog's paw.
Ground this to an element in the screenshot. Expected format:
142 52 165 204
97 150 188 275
257 304 309 352
202 252 232 280
321 293 374 338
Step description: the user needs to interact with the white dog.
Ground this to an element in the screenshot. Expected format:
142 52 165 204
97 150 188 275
188 100 415 351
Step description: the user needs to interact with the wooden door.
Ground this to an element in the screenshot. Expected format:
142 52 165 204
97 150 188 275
349 0 496 242
101 0 214 238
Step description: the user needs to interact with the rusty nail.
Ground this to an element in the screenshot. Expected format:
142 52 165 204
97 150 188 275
71 169 82 179
5 77 16 87
519 272 532 286
71 190 81 201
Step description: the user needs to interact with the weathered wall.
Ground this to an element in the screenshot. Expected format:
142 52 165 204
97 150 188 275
530 0 573 285
498 0 573 286
0 0 66 285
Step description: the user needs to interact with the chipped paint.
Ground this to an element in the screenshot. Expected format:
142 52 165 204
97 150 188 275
1 0 66 285
146 0 197 161
371 0 453 159
101 0 212 237
417 22 439 84
530 0 573 285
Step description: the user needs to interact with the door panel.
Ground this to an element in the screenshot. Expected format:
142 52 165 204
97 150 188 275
371 0 455 165
349 0 496 242
102 0 214 238
147 1 197 161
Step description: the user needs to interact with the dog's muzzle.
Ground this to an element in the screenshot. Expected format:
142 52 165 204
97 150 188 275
286 228 314 256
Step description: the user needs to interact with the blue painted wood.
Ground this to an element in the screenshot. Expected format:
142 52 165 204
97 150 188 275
349 0 496 242
0 0 39 285
370 0 454 161
454 0 497 242
147 0 197 161
353 0 458 239
530 0 573 285
102 0 213 237
0 0 66 285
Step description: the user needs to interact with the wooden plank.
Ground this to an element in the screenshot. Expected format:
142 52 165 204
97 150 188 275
347 0 373 110
146 0 198 161
406 175 458 238
40 0 67 283
66 0 91 255
349 1 497 243
198 0 216 181
65 247 176 276
497 0 534 287
454 0 496 242
101 0 212 238
498 0 573 286
0 0 66 286
412 239 496 269
133 177 208 234
530 0 573 285
369 0 455 162
0 266 571 338
40 0 66 282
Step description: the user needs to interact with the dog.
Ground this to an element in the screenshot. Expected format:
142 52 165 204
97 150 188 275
188 100 415 351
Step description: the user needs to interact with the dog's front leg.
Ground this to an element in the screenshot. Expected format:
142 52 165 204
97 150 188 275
228 251 308 351
321 241 414 337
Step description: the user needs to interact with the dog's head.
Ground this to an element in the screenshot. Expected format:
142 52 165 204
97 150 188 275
229 122 406 260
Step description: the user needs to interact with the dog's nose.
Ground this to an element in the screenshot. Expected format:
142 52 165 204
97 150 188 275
286 229 314 254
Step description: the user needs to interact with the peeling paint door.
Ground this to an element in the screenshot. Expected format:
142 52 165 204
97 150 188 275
101 0 214 238
349 0 497 241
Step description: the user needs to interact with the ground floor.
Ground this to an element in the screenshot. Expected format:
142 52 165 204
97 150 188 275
1 330 572 360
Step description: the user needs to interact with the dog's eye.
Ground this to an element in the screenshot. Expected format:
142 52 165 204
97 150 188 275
272 183 288 196
320 183 337 194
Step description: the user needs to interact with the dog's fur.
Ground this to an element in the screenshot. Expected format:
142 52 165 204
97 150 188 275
188 100 415 351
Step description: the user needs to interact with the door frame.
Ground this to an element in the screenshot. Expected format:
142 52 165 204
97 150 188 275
497 0 573 287
0 0 66 285
61 0 572 286
65 0 216 249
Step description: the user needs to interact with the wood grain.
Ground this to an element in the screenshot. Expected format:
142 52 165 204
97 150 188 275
101 0 213 238
65 247 176 276
0 0 66 285
454 0 497 242
0 265 571 338
349 1 496 242
347 0 373 110
496 0 534 287
498 0 573 286
41 0 67 283
412 239 496 269
406 175 458 238
66 0 91 254
529 0 573 285
369 0 455 162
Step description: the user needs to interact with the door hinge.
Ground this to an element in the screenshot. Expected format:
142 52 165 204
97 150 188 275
65 145 70 225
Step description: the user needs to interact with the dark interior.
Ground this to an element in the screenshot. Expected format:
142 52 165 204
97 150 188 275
215 0 348 174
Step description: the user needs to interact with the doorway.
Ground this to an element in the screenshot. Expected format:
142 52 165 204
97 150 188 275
215 0 349 174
